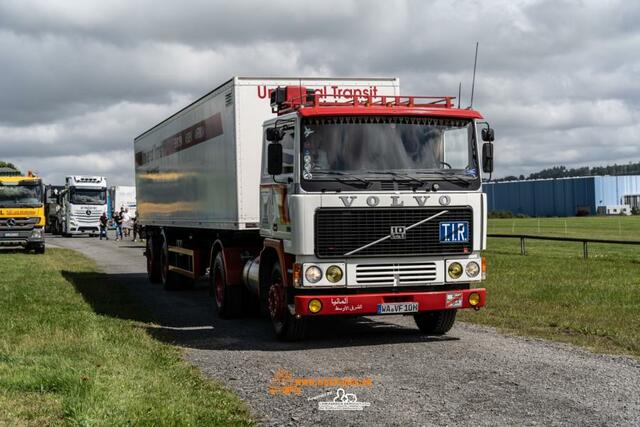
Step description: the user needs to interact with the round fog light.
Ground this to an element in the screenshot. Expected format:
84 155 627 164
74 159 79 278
468 292 480 306
326 265 343 283
448 262 463 279
305 266 322 284
308 299 322 314
466 261 480 278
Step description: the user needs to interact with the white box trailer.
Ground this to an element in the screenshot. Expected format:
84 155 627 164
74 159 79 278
109 185 137 216
134 77 400 230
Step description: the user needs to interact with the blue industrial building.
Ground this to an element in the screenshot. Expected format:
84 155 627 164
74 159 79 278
484 175 640 217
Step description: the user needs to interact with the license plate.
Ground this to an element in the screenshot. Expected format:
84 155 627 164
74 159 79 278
377 302 419 314
4 232 19 237
439 221 469 243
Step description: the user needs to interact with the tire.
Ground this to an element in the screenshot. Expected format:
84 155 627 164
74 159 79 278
211 252 242 318
268 263 306 341
414 310 457 335
160 239 180 291
34 244 45 254
146 236 161 283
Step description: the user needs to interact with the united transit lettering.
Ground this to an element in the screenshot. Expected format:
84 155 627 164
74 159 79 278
257 85 380 100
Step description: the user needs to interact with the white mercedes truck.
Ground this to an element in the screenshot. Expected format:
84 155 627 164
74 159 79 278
56 176 108 236
135 77 494 340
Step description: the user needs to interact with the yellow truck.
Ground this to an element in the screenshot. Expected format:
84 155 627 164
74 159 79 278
0 168 46 253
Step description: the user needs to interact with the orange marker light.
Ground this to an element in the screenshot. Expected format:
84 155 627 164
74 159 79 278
293 263 302 286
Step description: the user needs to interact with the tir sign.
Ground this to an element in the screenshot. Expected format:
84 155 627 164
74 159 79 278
439 221 469 243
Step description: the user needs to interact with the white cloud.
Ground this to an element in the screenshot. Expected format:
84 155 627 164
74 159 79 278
0 0 638 183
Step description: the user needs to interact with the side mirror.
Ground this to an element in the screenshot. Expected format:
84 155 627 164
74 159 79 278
482 143 494 173
266 127 283 142
481 127 495 142
267 143 283 176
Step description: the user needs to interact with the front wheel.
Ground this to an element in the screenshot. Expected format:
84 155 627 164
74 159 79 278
268 263 306 341
414 310 457 335
34 244 45 254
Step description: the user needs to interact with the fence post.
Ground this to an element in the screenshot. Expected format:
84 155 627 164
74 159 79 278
520 237 526 255
583 241 588 259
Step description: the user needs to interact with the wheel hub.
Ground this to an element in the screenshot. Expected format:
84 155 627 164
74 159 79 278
215 269 224 306
268 283 284 320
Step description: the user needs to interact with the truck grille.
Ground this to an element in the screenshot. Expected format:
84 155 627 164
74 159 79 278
355 262 438 286
0 217 38 230
315 207 473 258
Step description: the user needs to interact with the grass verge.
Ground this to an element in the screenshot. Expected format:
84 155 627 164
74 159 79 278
460 236 640 358
0 248 254 426
488 215 640 240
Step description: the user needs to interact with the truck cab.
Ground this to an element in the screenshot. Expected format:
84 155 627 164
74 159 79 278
0 169 46 253
56 176 108 236
255 87 494 339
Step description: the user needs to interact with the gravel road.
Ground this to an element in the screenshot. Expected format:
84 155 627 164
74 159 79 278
50 234 640 426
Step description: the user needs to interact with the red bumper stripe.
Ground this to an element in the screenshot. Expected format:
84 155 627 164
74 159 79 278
295 288 486 316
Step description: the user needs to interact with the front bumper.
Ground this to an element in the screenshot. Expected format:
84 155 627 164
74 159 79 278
0 228 44 246
294 288 486 316
67 226 100 234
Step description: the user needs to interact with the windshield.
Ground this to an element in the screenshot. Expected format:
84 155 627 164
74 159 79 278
0 183 43 207
301 116 477 181
70 188 106 205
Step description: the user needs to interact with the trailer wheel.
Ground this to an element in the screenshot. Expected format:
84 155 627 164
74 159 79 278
268 263 306 341
146 236 161 283
413 310 457 335
160 239 180 291
211 252 242 318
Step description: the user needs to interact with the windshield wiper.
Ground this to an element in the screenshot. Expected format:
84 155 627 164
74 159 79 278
365 171 425 187
11 203 41 208
414 170 475 186
311 170 370 187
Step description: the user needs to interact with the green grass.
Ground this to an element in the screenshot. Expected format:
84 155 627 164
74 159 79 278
488 215 640 241
461 216 640 358
0 249 254 426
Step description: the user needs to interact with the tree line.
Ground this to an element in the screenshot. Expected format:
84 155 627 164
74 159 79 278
0 161 20 174
496 161 640 182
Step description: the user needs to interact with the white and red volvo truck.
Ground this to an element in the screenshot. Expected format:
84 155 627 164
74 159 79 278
134 76 494 340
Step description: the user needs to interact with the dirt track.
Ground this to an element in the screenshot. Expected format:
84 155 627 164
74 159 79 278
51 234 640 426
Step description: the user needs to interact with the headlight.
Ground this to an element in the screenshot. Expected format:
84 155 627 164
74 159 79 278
304 266 322 284
448 262 463 279
466 261 480 278
325 265 343 283
31 228 43 238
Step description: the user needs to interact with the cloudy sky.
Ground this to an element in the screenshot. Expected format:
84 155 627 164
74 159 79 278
1 0 638 185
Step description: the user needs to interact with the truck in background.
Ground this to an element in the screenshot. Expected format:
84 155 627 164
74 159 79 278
0 168 46 253
135 77 494 340
53 176 108 236
44 184 65 233
108 185 137 219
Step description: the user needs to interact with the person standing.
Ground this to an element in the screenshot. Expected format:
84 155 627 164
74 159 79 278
122 208 131 237
132 210 139 242
114 209 123 241
99 212 109 240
